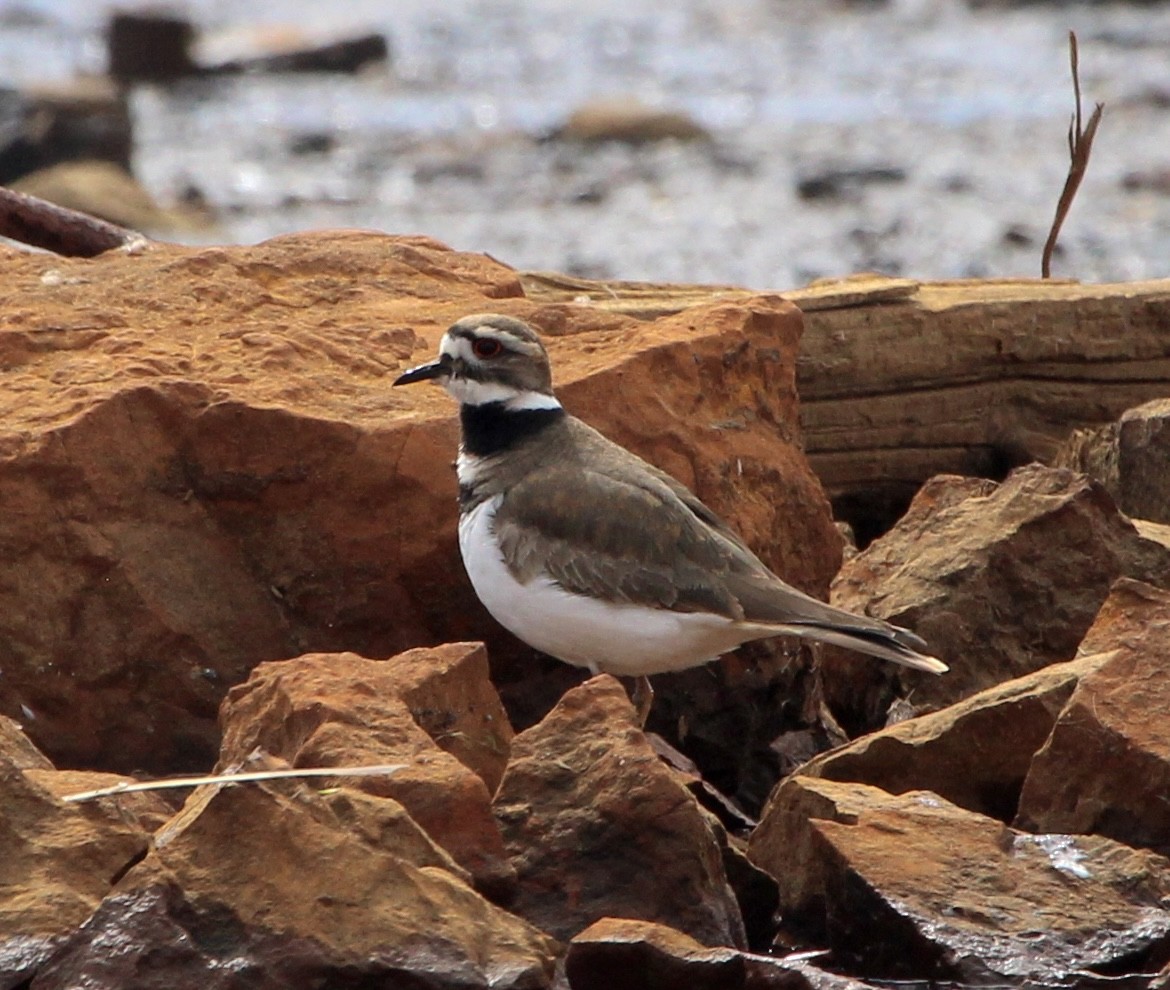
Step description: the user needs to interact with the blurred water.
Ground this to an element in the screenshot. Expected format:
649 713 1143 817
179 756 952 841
5 0 1170 287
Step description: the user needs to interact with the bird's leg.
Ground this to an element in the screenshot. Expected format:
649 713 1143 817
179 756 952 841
631 675 655 727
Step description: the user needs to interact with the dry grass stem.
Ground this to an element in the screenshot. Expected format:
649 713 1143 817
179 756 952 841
60 763 407 803
1041 31 1105 278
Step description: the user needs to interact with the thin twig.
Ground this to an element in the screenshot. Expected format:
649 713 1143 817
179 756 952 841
1041 31 1104 278
60 763 406 803
0 185 149 257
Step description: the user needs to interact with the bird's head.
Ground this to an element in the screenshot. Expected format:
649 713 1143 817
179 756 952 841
393 313 560 410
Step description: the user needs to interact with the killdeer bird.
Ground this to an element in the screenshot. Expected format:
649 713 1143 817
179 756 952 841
394 313 946 721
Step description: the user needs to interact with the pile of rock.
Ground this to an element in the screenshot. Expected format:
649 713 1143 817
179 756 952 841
2 231 1170 988
753 574 1170 984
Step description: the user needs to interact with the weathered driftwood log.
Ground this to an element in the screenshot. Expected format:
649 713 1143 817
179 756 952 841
520 272 1170 529
0 185 146 257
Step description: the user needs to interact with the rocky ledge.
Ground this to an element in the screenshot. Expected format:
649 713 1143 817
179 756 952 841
2 231 1170 989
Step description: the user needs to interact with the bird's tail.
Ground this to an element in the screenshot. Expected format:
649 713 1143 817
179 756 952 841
731 573 948 673
780 620 948 674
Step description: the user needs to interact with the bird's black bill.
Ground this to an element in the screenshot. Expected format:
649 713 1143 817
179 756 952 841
393 358 448 386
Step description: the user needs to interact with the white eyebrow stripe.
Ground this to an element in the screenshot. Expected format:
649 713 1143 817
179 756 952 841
447 324 544 356
470 325 513 339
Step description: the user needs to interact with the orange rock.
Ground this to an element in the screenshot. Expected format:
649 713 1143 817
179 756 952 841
0 231 834 792
0 232 521 774
1016 578 1170 854
748 776 1170 984
218 645 515 898
25 767 174 834
322 786 473 885
35 778 559 990
564 916 871 990
493 675 746 948
390 643 514 794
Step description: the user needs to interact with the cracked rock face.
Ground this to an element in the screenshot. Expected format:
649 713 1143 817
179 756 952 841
1057 397 1170 526
493 675 747 949
0 732 153 988
34 781 560 990
217 644 518 898
797 651 1114 823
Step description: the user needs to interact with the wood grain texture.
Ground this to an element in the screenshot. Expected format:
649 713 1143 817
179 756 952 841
521 271 1170 503
798 276 1170 499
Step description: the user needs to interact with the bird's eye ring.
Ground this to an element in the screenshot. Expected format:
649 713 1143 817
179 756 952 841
472 338 503 359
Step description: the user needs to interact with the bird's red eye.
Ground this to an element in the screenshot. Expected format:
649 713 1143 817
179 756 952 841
472 337 503 358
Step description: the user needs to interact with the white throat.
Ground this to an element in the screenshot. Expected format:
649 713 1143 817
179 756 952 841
502 390 563 411
443 376 562 411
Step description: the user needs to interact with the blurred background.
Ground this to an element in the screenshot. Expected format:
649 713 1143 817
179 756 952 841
2 0 1169 289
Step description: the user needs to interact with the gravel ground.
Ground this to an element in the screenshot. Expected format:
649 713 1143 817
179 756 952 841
7 0 1170 288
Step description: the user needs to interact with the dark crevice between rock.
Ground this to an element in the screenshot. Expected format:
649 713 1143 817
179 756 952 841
108 845 150 887
832 488 917 551
719 840 779 955
830 443 1022 550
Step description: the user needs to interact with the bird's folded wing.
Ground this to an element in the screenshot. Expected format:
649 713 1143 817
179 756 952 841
638 461 765 562
491 465 761 618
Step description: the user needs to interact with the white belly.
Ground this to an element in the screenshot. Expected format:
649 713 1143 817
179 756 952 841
457 496 754 676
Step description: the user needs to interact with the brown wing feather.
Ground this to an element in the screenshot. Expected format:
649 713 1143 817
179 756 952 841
492 463 758 618
637 461 767 563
